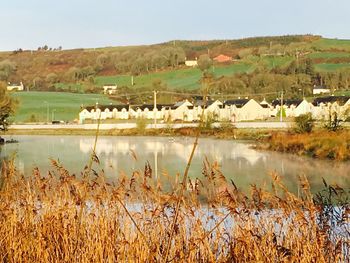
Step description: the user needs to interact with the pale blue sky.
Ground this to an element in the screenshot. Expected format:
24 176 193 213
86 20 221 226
1 0 349 51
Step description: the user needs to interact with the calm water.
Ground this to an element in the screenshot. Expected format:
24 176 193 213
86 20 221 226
0 135 349 194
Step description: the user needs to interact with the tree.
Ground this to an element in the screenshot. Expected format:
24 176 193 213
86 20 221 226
304 58 314 76
96 54 110 71
0 82 16 132
32 77 44 90
46 73 58 85
0 60 16 81
197 54 212 72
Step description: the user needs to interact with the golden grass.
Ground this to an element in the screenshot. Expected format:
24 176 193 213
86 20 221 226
0 157 348 262
258 130 350 161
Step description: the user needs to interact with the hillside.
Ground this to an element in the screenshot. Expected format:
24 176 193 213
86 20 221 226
2 35 350 93
3 35 350 121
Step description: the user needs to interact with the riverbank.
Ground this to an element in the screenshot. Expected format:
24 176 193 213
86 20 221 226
257 130 350 161
3 127 276 140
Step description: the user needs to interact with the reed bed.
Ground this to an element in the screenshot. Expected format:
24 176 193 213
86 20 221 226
258 130 350 161
0 156 349 262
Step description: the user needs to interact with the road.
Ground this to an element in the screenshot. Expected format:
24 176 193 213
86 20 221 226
9 122 292 130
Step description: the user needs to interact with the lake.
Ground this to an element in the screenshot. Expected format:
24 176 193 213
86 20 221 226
0 135 349 194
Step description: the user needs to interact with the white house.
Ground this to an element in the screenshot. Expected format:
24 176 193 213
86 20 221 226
7 82 24 91
293 99 314 116
313 85 330 95
224 99 265 121
239 99 266 120
78 96 349 124
185 60 198 67
205 100 223 121
260 99 273 118
312 96 350 120
170 100 193 121
103 84 117 95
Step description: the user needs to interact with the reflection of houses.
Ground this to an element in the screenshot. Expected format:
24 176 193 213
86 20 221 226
79 137 267 166
78 95 350 123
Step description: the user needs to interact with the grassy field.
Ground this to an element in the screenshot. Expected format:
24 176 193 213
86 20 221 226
260 56 294 68
307 51 350 59
10 92 114 123
314 63 350 72
258 130 350 161
311 38 350 51
95 63 254 90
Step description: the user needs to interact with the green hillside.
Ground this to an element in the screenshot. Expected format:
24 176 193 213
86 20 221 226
11 92 114 123
3 35 350 122
94 63 254 91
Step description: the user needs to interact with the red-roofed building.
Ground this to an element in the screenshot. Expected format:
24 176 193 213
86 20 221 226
213 54 232 63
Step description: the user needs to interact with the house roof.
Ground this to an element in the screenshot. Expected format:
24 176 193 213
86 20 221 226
213 54 232 63
85 104 129 111
173 100 192 108
132 103 173 111
312 96 350 106
271 99 303 107
8 83 22 86
193 100 223 107
260 99 270 108
223 99 249 108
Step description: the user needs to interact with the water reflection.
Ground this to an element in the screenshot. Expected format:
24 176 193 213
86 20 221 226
0 135 349 194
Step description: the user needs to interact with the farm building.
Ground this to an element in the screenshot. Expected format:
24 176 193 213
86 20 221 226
103 84 117 95
7 82 24 91
313 85 330 95
213 54 232 63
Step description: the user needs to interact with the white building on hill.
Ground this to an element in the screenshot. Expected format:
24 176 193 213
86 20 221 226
7 82 24 91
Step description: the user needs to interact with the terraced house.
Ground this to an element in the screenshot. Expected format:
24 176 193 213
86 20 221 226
79 96 350 123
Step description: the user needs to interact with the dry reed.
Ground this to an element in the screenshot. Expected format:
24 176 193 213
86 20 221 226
0 156 349 262
258 130 350 161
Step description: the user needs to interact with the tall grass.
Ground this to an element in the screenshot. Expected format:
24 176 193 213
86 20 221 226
0 156 348 262
259 130 350 161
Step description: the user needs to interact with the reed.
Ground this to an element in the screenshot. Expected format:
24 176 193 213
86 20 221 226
0 157 348 262
258 130 350 161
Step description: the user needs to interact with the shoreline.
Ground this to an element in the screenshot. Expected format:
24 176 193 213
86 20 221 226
3 126 350 161
3 127 276 141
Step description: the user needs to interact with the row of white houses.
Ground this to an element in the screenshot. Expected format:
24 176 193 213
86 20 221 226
79 96 350 123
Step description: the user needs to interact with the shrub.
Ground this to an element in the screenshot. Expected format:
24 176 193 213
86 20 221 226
294 113 314 133
27 114 37 123
199 112 215 131
324 110 342 132
136 117 147 133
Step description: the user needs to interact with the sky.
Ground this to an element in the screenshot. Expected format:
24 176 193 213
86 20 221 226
1 0 350 51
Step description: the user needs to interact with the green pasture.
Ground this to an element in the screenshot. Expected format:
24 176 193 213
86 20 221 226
307 52 350 59
261 56 294 68
95 63 254 90
314 63 350 72
10 92 114 123
311 38 350 51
